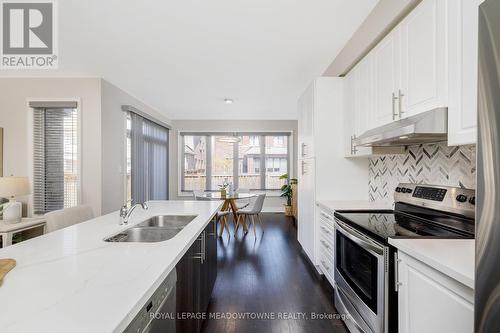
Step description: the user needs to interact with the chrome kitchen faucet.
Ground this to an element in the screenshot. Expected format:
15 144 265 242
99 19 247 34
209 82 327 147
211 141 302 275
119 201 149 225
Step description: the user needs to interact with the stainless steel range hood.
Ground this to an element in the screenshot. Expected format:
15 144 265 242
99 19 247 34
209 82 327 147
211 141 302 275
354 108 448 147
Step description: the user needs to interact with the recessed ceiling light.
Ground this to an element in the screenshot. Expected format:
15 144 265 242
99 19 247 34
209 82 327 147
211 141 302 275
224 98 233 104
399 136 409 139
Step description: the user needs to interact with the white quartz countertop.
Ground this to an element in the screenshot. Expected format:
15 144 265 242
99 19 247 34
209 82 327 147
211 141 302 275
0 200 222 333
316 200 392 214
389 238 475 289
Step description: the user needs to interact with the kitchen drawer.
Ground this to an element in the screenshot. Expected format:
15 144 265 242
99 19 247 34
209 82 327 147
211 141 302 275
318 209 335 229
319 220 335 245
319 247 335 285
319 233 334 264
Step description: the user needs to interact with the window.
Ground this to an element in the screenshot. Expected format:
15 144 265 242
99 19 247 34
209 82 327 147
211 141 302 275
126 112 169 203
265 135 288 188
180 132 290 192
249 136 259 146
210 136 234 190
33 106 79 214
182 135 206 192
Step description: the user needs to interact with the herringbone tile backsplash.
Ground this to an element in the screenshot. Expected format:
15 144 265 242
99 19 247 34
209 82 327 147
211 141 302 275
368 143 476 202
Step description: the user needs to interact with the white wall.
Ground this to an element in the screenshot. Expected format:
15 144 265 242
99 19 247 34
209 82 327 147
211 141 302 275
0 78 102 216
100 79 171 214
169 120 298 212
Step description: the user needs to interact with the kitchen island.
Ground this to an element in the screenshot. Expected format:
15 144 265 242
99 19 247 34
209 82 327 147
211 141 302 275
0 200 222 333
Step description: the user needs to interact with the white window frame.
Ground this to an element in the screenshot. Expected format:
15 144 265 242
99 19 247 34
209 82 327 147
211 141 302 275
26 98 82 217
177 130 294 197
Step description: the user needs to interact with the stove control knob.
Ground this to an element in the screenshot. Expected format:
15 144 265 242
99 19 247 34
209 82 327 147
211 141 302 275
456 194 468 203
396 187 402 193
405 188 413 194
400 187 407 193
469 196 476 205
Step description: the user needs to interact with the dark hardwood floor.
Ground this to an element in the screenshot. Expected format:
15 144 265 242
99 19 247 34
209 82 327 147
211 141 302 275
201 213 348 333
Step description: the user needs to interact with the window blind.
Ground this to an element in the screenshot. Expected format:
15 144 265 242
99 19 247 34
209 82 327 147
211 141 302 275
130 112 169 203
33 107 78 214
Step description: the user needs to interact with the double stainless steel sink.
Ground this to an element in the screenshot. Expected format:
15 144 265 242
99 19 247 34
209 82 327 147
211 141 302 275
104 215 197 242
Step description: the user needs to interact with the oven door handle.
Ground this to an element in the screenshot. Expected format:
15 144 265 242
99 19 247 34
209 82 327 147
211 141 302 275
335 220 384 256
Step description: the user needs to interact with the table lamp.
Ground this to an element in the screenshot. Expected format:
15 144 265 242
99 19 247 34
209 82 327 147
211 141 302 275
0 176 30 224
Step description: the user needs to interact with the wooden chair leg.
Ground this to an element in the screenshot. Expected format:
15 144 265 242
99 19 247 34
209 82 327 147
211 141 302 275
224 216 231 234
243 215 249 234
235 215 241 233
218 216 225 237
252 215 257 237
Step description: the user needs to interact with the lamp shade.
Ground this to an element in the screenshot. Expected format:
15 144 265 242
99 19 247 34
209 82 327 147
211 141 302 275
0 176 31 198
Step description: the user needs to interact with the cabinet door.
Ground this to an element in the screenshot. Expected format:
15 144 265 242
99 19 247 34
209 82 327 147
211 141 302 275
354 55 374 135
344 71 356 157
298 83 315 158
297 158 316 263
344 66 374 158
203 221 217 310
400 0 447 118
397 252 474 333
373 29 400 126
448 0 481 145
176 239 202 333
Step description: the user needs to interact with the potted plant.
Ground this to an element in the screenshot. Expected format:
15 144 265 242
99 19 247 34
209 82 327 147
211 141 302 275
280 173 297 217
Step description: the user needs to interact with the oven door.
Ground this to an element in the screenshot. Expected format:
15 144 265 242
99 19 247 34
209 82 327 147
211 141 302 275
334 219 388 333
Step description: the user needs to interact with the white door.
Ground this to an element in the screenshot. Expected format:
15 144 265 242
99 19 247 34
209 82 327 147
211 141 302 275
400 0 447 118
398 251 474 333
298 83 315 159
373 29 400 126
297 158 316 263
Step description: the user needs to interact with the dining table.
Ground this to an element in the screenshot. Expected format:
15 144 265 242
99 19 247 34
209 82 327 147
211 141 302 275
197 192 256 223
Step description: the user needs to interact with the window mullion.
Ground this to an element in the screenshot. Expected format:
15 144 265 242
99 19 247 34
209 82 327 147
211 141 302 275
260 135 265 190
206 136 212 191
233 141 239 190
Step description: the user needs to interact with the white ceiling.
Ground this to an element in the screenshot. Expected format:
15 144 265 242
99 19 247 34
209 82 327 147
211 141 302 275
1 0 378 120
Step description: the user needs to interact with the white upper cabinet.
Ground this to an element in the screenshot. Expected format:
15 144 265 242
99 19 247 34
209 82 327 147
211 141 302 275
399 0 448 118
447 0 482 145
298 83 315 158
373 29 401 127
354 55 375 135
344 0 478 146
344 63 374 158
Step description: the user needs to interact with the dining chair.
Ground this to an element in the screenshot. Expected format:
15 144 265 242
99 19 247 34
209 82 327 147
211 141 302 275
235 193 266 236
44 205 94 233
193 191 231 237
235 188 251 210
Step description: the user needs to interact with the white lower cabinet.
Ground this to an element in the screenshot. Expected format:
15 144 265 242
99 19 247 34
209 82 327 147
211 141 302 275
317 207 336 286
397 251 474 333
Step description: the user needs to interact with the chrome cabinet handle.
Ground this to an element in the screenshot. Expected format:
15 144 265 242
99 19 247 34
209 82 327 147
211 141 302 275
392 92 399 120
301 160 307 175
320 212 332 221
320 240 331 249
321 260 330 271
301 143 307 157
350 135 358 155
194 231 206 263
398 89 405 118
321 226 330 234
394 252 402 292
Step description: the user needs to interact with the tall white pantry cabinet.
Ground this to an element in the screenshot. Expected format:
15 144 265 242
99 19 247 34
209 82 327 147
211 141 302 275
297 77 369 267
